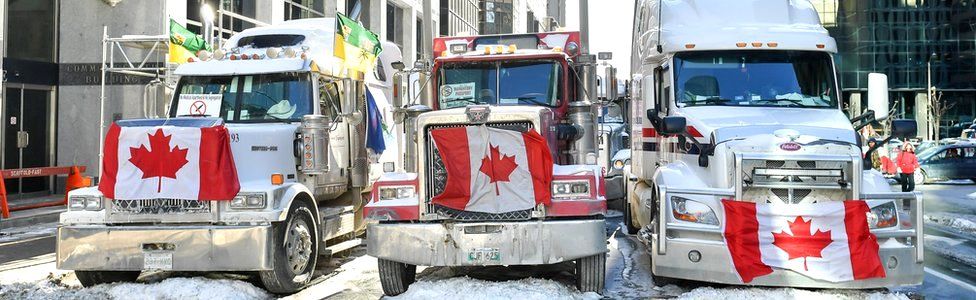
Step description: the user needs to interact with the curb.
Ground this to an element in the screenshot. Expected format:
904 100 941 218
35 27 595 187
0 209 63 230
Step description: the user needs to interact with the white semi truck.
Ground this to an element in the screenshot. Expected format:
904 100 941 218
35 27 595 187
56 18 396 293
625 0 924 288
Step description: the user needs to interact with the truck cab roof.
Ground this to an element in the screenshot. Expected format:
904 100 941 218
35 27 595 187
639 0 836 55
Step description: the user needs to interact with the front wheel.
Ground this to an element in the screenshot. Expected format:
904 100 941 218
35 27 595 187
259 200 319 294
914 170 926 185
378 258 417 296
75 271 140 287
623 199 640 235
575 254 606 294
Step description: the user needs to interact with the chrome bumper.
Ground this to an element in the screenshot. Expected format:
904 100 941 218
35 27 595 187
367 219 607 266
57 224 273 271
650 236 924 288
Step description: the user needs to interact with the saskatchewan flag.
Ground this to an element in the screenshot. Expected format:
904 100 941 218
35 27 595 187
169 19 211 64
335 13 382 73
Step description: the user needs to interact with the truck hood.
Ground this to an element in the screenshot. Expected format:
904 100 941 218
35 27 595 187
677 106 857 145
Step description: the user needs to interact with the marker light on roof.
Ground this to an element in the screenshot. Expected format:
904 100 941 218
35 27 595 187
197 50 212 61
566 42 579 56
213 49 227 60
736 42 747 48
251 53 260 60
484 47 491 55
229 54 238 60
267 47 280 59
241 54 251 60
494 45 503 54
284 47 297 58
751 42 763 47
507 44 517 53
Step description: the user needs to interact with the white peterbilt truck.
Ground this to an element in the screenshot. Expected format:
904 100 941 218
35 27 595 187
365 31 610 296
625 0 924 288
56 18 396 293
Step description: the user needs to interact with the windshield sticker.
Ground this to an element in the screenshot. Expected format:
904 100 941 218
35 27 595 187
440 82 476 101
499 98 519 104
176 94 222 117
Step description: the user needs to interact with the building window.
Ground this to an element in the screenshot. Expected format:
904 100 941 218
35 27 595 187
186 0 258 38
7 0 57 62
346 0 371 28
480 0 514 35
284 0 326 21
386 4 404 50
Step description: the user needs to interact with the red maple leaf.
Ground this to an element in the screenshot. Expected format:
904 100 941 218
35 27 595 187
479 144 518 195
129 129 189 193
772 216 833 271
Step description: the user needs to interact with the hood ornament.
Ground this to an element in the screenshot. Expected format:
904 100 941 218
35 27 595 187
466 105 491 124
774 129 801 141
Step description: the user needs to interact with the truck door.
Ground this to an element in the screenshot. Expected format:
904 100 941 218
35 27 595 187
317 78 350 192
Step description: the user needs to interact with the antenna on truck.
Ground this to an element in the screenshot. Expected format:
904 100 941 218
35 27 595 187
656 0 663 53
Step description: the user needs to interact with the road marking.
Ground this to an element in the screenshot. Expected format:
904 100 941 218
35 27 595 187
925 267 976 292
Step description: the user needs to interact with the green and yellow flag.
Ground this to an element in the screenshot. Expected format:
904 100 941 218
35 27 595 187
335 13 383 73
169 19 211 64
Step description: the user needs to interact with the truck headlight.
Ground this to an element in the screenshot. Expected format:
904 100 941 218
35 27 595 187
231 193 267 209
552 180 591 199
867 201 897 229
671 196 719 226
378 186 415 200
68 195 103 211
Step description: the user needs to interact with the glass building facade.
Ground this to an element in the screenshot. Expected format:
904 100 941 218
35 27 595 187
814 0 976 138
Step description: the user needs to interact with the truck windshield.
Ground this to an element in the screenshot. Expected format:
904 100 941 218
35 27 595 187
171 72 313 122
673 50 837 108
437 60 561 109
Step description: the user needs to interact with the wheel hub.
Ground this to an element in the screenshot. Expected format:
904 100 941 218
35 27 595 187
286 218 313 274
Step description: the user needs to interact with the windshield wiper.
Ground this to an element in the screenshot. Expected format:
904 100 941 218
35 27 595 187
754 99 805 107
682 97 733 105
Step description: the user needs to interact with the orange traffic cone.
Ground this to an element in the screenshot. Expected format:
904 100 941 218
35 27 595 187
64 166 90 204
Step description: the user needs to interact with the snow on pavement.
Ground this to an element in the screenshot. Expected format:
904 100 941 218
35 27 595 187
0 273 270 300
390 277 601 300
925 213 976 238
0 222 57 243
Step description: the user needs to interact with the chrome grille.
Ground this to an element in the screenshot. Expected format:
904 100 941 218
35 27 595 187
424 121 533 220
112 199 212 214
741 158 853 204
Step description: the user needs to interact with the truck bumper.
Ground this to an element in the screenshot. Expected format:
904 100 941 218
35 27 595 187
604 174 625 201
650 235 924 288
57 224 272 271
367 219 607 266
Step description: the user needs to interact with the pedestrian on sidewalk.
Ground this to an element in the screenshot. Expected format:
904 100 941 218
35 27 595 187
896 143 920 192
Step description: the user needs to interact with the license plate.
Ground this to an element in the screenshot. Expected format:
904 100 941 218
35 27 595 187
467 248 500 263
143 252 173 270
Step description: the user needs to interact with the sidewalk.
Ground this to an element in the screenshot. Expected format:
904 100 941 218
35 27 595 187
0 194 65 230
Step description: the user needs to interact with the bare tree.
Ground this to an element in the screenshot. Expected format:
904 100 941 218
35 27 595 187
928 89 953 140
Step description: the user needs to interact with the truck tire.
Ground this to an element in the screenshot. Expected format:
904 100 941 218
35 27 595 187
75 271 140 287
623 199 640 235
575 254 606 294
259 200 319 294
378 258 416 296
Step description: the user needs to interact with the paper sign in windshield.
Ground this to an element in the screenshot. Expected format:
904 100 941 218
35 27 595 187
176 94 222 117
440 83 476 101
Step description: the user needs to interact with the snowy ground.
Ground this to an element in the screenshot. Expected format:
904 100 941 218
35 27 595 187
0 213 923 300
0 222 57 243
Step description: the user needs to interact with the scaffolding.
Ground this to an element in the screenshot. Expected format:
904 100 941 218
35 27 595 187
99 26 175 175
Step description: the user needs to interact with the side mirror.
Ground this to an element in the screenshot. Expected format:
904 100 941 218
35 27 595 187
660 116 687 136
891 119 918 138
391 61 406 71
605 67 618 101
867 73 889 121
392 72 403 108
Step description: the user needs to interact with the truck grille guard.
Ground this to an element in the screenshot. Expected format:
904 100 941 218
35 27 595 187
650 152 924 265
422 121 536 221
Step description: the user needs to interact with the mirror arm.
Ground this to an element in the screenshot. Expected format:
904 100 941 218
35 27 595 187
678 131 712 168
851 110 876 132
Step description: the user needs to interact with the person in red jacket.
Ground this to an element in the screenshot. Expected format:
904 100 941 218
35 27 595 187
896 144 921 192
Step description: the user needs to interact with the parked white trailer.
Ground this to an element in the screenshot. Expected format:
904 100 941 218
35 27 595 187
56 17 396 294
625 0 924 288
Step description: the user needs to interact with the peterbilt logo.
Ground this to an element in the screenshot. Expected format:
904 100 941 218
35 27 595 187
465 105 491 124
779 142 802 151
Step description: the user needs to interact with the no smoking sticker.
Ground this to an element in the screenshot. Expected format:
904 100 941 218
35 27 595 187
177 94 222 117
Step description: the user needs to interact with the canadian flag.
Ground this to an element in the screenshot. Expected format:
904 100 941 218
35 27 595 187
722 200 886 283
98 123 240 200
430 126 553 213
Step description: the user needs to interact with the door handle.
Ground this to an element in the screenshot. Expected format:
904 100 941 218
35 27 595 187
16 131 28 148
